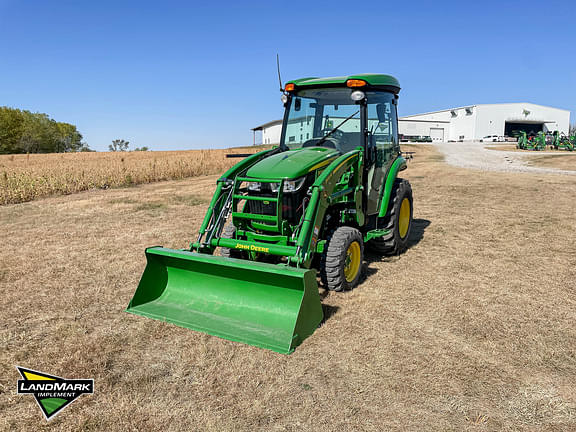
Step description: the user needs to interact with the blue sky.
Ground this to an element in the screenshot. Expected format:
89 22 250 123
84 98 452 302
0 0 574 151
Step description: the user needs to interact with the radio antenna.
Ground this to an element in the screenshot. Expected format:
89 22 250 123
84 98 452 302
276 54 284 92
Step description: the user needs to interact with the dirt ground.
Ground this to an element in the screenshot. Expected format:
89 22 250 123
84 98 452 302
486 144 524 152
1 145 575 431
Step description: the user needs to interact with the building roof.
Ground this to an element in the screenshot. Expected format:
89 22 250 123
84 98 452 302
398 118 450 123
400 102 570 119
251 119 282 131
400 105 476 119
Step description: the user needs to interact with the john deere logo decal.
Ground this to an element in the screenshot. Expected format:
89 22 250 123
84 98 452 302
16 366 94 420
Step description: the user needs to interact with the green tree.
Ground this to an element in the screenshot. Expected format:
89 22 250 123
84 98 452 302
133 146 149 151
109 139 129 152
0 107 25 154
56 122 84 152
0 106 89 154
19 113 57 153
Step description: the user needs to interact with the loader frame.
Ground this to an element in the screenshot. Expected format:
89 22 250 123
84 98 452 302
192 148 405 268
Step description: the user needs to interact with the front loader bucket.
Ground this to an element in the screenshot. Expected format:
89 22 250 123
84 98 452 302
126 247 323 354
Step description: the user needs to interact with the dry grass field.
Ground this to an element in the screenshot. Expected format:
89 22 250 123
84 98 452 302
0 147 266 205
486 144 523 152
486 145 576 171
1 144 575 431
525 154 576 171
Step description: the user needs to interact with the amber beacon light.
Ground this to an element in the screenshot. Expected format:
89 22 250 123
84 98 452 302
346 79 367 88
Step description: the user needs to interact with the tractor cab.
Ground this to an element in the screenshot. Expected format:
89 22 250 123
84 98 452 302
281 75 401 164
278 75 402 216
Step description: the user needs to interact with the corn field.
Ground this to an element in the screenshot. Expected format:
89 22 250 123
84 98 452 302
0 148 263 205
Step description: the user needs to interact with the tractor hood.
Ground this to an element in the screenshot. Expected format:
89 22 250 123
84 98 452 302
246 147 339 179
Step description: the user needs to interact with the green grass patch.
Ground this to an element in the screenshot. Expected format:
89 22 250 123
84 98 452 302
170 194 208 206
135 202 166 211
108 198 139 205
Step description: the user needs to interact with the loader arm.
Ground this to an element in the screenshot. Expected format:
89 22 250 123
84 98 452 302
194 148 279 251
195 148 364 267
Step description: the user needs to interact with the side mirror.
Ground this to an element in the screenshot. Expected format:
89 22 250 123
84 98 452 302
295 98 301 111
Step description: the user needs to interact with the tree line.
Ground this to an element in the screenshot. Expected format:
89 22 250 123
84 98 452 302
0 106 89 154
108 139 148 152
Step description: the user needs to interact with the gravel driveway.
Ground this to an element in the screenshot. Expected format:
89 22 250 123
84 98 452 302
434 141 576 175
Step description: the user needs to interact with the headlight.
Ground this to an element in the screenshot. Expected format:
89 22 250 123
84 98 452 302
350 90 365 101
284 177 306 192
270 177 307 193
247 182 262 191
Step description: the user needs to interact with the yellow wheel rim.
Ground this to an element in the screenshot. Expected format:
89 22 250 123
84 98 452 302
398 198 411 239
344 241 361 283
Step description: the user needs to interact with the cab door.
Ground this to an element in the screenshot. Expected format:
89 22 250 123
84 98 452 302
365 94 399 215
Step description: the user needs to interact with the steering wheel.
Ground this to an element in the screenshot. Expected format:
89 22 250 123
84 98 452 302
302 138 338 150
321 129 344 140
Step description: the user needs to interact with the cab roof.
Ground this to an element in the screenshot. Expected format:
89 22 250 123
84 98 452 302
286 73 401 93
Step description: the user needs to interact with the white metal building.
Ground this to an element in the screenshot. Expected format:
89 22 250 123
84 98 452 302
251 119 282 145
399 103 571 142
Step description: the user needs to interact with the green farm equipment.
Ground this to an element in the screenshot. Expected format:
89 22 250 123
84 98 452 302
126 74 413 353
516 131 528 149
517 131 546 151
550 131 575 151
532 132 547 151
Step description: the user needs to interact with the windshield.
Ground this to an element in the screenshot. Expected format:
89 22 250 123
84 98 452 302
281 88 397 154
282 88 361 152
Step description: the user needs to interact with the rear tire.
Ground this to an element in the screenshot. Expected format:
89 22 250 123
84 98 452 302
320 226 364 292
219 224 247 259
369 178 413 255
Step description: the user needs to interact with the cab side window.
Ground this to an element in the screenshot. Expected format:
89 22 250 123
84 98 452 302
367 93 398 168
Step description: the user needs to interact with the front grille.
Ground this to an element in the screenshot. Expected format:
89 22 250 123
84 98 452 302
247 198 276 216
246 192 304 225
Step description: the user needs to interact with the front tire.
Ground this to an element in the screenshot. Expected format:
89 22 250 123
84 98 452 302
320 226 364 291
369 178 413 255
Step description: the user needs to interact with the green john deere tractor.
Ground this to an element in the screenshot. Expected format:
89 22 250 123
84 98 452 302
550 131 575 151
126 74 413 353
517 131 547 151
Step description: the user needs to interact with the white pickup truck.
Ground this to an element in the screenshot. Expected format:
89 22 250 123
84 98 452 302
481 135 505 142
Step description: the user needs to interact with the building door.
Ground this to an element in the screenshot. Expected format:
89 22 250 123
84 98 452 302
505 122 543 137
430 128 444 142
